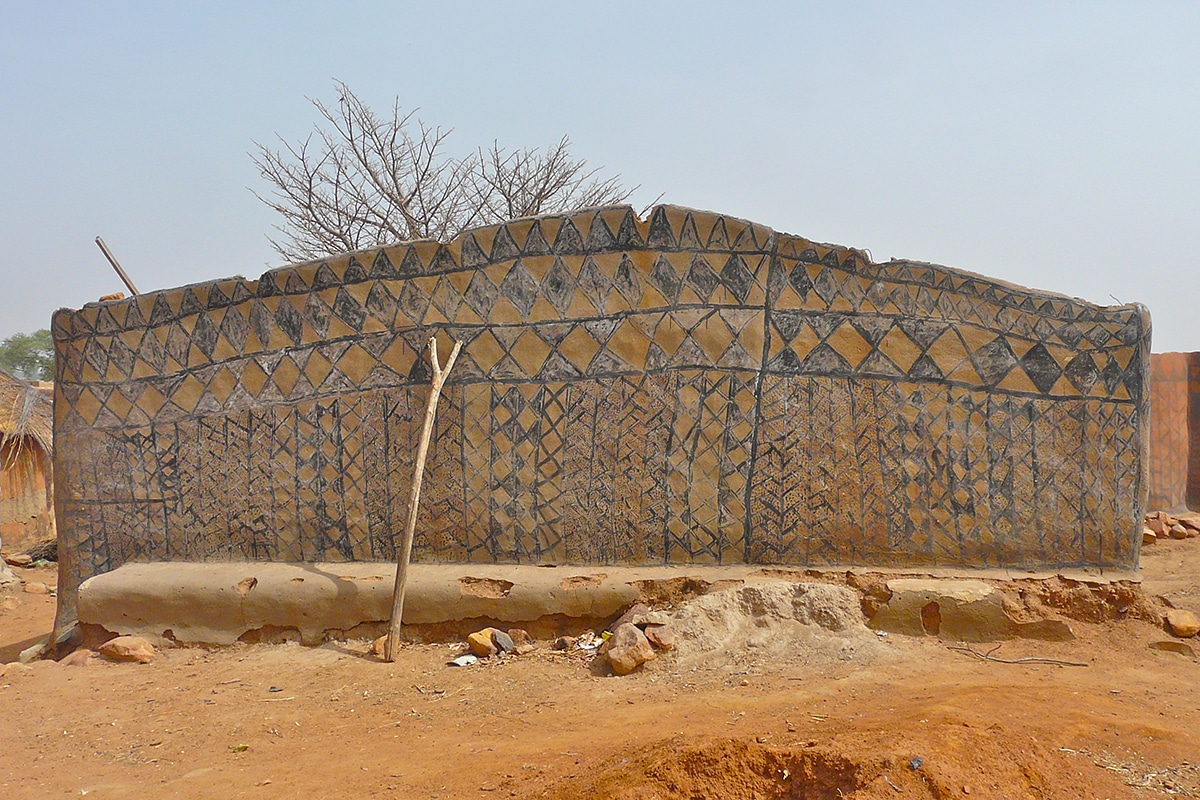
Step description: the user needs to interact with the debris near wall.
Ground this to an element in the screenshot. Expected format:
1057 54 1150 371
1142 509 1200 544
0 544 15 591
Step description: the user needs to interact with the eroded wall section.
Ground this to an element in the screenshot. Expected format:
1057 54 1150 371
51 206 1150 619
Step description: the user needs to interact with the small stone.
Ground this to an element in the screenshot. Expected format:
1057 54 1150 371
507 628 532 647
552 636 576 651
18 641 46 663
59 649 95 667
1146 513 1169 537
1169 523 1189 540
1176 513 1200 533
491 629 515 653
1 596 18 611
1150 640 1196 656
1165 609 1200 638
23 582 49 595
605 623 656 675
514 643 536 655
1142 526 1157 545
98 635 157 664
4 553 32 567
611 602 651 631
644 624 675 651
467 628 499 657
631 610 673 627
450 654 478 667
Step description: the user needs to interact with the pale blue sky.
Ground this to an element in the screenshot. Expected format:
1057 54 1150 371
2 2 1198 351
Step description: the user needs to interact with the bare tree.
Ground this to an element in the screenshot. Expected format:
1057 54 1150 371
252 82 644 263
468 138 630 224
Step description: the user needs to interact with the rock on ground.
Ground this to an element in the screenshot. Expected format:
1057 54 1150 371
59 649 96 667
605 623 656 675
645 624 675 650
468 628 503 657
0 540 17 587
610 602 650 631
491 629 515 653
98 636 157 664
18 641 46 663
1165 609 1200 638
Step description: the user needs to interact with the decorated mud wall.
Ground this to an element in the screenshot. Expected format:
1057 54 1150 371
1147 352 1200 511
51 205 1150 622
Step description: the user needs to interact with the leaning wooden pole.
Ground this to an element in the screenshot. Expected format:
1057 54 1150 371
384 336 463 662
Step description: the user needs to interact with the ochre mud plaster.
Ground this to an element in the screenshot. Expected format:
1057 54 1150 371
1147 352 1200 511
50 206 1151 629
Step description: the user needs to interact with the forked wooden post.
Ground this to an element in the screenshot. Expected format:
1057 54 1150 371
385 336 462 662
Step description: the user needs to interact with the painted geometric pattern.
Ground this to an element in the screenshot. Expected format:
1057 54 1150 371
51 205 1151 609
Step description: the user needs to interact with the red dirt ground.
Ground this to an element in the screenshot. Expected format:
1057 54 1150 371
1 540 1198 800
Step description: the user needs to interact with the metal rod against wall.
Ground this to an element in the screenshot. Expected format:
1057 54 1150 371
94 236 141 296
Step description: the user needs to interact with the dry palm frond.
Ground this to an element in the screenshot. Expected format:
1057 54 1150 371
0 369 52 475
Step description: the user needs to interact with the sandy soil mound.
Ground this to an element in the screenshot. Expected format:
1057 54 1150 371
666 583 889 673
533 730 1135 800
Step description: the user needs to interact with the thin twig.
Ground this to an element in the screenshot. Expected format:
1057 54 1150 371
947 644 1088 667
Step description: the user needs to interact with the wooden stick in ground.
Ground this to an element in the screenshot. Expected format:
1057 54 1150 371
384 335 462 662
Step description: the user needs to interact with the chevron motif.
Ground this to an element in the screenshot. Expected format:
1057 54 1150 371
51 205 1152 614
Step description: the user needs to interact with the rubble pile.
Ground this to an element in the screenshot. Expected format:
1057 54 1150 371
1142 511 1200 545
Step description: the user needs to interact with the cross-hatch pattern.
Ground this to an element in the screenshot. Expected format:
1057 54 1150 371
50 205 1150 618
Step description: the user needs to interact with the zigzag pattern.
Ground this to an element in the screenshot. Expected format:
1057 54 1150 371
51 205 1152 611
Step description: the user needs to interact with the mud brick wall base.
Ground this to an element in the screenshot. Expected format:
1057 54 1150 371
51 205 1151 627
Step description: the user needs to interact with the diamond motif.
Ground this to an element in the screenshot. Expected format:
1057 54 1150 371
540 257 577 315
51 203 1151 618
499 261 539 318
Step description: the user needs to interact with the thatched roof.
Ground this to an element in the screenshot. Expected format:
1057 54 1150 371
0 369 52 468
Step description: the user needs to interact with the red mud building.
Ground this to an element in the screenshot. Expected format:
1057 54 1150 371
1147 352 1199 512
